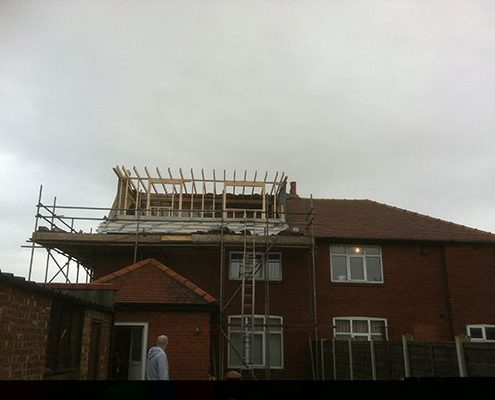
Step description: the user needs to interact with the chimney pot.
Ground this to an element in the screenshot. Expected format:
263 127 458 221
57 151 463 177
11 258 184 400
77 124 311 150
290 181 297 196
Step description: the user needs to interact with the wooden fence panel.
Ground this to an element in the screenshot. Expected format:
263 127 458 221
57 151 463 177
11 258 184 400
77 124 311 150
318 339 495 380
464 343 495 377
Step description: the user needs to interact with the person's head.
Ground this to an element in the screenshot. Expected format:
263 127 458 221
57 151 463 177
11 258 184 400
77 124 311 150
225 370 241 380
156 335 168 350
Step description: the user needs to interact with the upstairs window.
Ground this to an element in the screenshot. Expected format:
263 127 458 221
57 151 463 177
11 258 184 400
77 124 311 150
333 317 388 341
229 252 282 281
330 245 383 283
467 325 495 342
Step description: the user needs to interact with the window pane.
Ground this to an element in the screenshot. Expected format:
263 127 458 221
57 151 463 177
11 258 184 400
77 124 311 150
254 260 264 279
230 317 242 327
229 333 242 366
331 246 346 254
267 317 282 330
469 327 483 339
354 335 369 341
350 257 364 280
352 320 368 334
365 247 380 255
268 260 281 280
268 333 282 368
370 320 386 335
230 260 241 279
254 317 264 326
350 247 363 255
332 256 347 281
252 334 263 365
335 319 350 333
366 257 382 281
485 327 495 340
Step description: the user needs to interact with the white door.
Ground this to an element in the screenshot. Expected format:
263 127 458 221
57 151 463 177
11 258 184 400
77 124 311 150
113 322 148 380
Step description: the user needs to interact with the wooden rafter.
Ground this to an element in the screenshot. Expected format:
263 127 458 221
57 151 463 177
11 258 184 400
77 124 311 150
155 167 169 194
144 167 159 194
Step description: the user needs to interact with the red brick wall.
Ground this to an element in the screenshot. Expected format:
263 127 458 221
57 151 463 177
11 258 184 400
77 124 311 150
91 240 495 379
444 244 495 335
115 310 211 380
93 247 221 298
316 242 453 342
0 282 51 380
79 309 113 380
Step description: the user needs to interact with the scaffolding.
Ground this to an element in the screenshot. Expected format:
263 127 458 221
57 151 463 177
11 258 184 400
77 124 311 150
26 166 319 380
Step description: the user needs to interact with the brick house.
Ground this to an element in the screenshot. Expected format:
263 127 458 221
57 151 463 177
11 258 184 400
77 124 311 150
93 258 217 380
28 167 495 380
0 271 114 380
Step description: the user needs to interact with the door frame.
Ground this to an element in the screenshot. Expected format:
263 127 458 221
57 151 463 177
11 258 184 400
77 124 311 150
114 322 149 380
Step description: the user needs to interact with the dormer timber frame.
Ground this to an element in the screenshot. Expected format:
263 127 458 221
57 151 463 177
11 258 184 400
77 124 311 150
111 166 288 222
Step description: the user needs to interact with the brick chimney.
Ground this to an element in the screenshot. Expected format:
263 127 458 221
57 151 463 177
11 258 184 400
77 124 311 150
289 181 298 197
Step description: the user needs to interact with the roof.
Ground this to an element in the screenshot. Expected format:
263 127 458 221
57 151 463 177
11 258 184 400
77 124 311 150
93 258 217 304
0 270 114 311
286 198 495 243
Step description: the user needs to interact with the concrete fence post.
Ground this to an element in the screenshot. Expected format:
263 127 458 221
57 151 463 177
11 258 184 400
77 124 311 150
332 339 337 380
402 334 413 378
348 338 353 380
320 339 326 380
370 339 377 380
455 335 469 377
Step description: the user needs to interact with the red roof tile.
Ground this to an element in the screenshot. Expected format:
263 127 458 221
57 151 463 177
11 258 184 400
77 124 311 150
93 258 216 304
286 198 495 243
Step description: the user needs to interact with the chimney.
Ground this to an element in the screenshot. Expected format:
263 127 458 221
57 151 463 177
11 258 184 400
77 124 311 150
289 181 298 196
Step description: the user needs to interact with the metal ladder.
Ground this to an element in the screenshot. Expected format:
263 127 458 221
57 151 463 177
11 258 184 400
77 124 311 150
240 218 256 368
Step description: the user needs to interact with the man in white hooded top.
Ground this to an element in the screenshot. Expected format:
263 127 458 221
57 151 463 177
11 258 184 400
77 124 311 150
146 335 169 380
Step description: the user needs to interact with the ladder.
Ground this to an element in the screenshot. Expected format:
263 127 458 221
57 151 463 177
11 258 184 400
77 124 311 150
240 218 256 369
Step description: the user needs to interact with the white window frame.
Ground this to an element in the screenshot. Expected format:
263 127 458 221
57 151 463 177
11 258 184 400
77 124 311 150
333 317 388 341
229 252 282 281
227 315 284 369
467 324 495 342
330 245 384 283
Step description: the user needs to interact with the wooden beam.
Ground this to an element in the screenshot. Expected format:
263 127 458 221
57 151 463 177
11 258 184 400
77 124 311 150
251 171 257 195
232 170 236 195
212 169 217 213
179 168 188 194
155 167 169 194
168 167 178 194
213 169 217 195
133 166 148 193
190 168 198 194
122 166 138 192
242 170 247 195
201 169 206 217
144 166 159 194
269 172 279 196
190 169 195 213
223 181 266 188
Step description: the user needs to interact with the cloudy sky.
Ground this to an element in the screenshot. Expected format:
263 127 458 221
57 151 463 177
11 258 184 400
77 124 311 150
1 0 494 281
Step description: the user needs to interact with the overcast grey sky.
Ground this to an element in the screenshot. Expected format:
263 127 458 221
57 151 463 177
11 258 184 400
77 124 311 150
1 0 494 281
